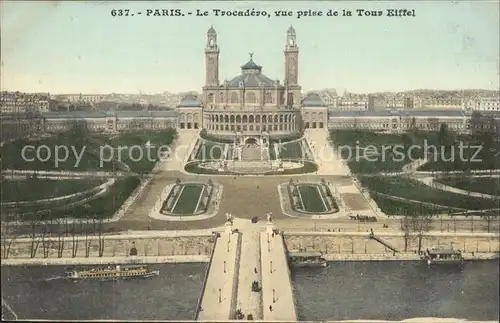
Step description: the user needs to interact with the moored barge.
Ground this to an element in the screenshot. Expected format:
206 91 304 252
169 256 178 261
288 251 328 268
422 248 464 266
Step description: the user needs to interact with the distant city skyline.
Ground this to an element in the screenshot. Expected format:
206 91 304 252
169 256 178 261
1 1 499 94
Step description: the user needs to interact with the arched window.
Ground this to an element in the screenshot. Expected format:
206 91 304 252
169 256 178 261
219 92 224 103
208 93 214 103
230 92 238 103
265 92 273 104
246 92 257 104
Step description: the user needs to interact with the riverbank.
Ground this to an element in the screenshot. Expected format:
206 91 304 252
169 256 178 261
1 234 215 264
1 255 209 266
323 252 499 261
284 231 500 257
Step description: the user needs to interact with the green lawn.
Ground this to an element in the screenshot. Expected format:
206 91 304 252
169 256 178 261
371 194 454 216
268 143 277 160
195 141 225 160
171 184 204 215
1 126 176 173
297 184 327 213
278 141 305 160
92 128 177 173
417 147 500 171
330 130 500 173
435 177 500 196
1 134 115 171
1 178 104 202
6 176 141 221
361 176 498 210
330 130 415 174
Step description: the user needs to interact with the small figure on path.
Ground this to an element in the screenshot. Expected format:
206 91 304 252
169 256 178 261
269 305 273 312
254 267 258 274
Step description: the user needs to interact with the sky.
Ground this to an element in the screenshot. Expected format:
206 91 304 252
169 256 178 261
1 0 499 94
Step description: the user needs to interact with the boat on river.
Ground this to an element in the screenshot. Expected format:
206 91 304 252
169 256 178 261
422 248 464 266
65 264 159 280
288 252 328 268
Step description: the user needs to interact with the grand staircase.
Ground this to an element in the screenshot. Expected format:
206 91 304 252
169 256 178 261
231 161 273 174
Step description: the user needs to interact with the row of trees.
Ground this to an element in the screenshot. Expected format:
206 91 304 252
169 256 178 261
2 216 106 260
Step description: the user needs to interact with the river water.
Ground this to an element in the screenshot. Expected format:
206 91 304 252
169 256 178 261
1 263 207 320
1 260 498 321
292 260 499 321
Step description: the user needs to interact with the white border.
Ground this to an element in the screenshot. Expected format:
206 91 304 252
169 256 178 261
149 183 223 221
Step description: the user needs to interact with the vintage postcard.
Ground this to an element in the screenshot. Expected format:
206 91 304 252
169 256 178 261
1 1 499 322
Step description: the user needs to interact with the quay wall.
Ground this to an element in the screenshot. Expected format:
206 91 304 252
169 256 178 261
283 232 500 258
195 233 219 320
1 255 209 266
1 235 215 265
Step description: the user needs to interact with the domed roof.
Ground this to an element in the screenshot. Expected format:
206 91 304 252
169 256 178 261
207 25 216 34
301 92 325 107
178 94 202 108
241 58 262 71
287 25 295 34
227 54 277 88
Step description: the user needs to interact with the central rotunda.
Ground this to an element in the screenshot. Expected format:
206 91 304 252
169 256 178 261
200 26 303 145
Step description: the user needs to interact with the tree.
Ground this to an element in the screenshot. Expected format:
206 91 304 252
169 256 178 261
71 220 79 258
57 219 64 258
411 215 431 253
438 123 449 147
29 219 40 258
401 217 412 252
98 218 104 257
1 215 14 259
410 117 417 132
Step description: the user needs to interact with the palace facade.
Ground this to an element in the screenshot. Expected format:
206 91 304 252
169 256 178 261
176 26 328 144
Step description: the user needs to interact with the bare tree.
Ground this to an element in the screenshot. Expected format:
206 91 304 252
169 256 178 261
1 216 14 259
71 220 79 258
482 214 495 233
84 225 91 258
411 215 431 254
401 217 411 252
29 219 40 258
57 219 64 258
41 223 49 258
98 218 105 257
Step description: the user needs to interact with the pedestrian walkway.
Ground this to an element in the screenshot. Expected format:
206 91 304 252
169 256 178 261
162 129 199 172
235 224 263 320
417 177 499 199
197 225 239 321
260 227 297 321
305 129 349 176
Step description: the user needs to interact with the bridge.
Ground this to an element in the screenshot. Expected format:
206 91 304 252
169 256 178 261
196 218 297 321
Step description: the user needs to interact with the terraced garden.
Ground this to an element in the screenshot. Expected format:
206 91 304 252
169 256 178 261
193 140 226 161
330 129 500 173
2 176 141 221
360 176 498 211
93 128 177 173
1 178 105 202
1 124 177 174
435 177 500 196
